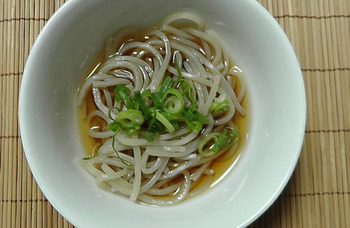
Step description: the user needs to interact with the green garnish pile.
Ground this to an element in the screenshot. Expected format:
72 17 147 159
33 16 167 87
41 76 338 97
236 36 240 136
103 61 239 158
108 71 209 142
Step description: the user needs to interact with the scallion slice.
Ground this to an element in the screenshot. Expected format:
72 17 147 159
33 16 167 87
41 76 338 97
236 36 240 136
158 76 173 98
112 132 132 166
115 109 144 130
162 88 184 114
211 127 240 152
210 99 230 115
152 92 163 109
198 132 220 157
154 111 175 133
114 85 134 109
186 120 203 134
108 122 121 132
134 91 151 120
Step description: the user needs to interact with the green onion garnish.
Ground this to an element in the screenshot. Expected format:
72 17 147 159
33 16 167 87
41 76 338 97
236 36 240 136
82 153 99 160
210 129 230 152
162 88 184 114
198 127 240 157
134 91 151 120
102 125 131 166
106 60 234 151
181 108 209 125
112 132 132 166
198 132 220 157
158 76 173 98
170 121 179 130
152 92 163 109
185 120 203 134
141 89 152 105
115 109 144 130
114 85 134 109
173 58 194 106
108 122 121 132
154 111 175 133
145 131 159 142
180 79 191 96
147 112 165 135
210 99 230 115
174 58 183 83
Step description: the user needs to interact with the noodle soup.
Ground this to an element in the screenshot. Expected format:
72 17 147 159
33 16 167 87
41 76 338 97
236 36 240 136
77 11 248 206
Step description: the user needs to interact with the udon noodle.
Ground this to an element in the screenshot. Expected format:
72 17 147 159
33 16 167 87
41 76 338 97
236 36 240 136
77 11 246 206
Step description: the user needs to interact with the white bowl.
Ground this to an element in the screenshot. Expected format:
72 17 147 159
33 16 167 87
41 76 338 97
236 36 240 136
19 0 306 227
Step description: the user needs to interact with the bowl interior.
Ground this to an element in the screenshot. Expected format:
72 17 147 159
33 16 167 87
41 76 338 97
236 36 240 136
19 0 306 227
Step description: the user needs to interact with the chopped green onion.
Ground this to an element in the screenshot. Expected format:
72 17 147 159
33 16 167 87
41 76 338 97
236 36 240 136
152 92 163 109
197 112 210 124
141 89 153 107
181 108 209 124
174 58 183 82
145 133 154 142
160 111 185 121
108 71 225 153
134 91 151 120
226 126 240 145
145 131 159 142
198 126 240 157
147 113 164 133
112 132 131 166
82 154 99 160
134 101 140 111
173 58 193 103
107 107 119 122
108 122 121 132
124 127 139 135
115 109 144 130
154 111 175 133
181 108 196 119
158 76 173 97
162 88 184 114
211 127 240 152
181 79 191 96
211 129 230 152
210 99 230 115
141 89 152 98
198 132 220 157
160 112 180 130
114 85 134 109
186 120 203 133
171 121 179 130
153 120 165 132
114 84 130 94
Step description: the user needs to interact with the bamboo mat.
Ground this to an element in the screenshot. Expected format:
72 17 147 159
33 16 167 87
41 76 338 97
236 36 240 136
0 0 349 227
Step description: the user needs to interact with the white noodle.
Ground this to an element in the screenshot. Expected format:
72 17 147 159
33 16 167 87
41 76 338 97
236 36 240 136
188 175 212 198
130 145 141 201
138 170 191 206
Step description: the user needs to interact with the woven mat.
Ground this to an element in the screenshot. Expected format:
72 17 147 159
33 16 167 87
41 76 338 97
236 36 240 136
1 0 349 227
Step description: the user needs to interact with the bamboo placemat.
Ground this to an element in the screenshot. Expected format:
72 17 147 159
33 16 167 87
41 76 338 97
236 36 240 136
1 0 349 227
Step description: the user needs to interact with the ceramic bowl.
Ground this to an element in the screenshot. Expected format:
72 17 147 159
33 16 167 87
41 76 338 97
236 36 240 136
19 0 306 227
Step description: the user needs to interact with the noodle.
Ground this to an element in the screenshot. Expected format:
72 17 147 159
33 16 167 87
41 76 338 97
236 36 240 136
77 11 246 206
